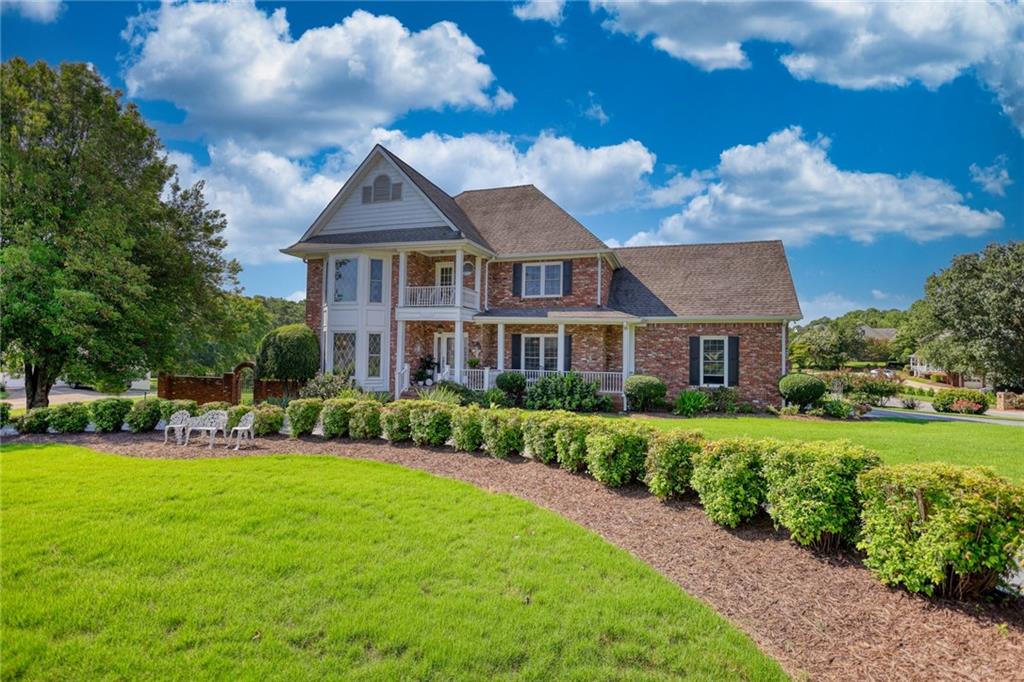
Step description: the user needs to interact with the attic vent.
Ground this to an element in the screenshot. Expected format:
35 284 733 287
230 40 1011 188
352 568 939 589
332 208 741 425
362 174 402 203
390 182 402 200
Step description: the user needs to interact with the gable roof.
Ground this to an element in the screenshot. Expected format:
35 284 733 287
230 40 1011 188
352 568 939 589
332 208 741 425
455 185 609 257
609 241 802 319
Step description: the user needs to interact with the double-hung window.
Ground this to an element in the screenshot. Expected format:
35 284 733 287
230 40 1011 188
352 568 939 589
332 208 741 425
334 257 358 303
523 262 562 297
368 258 384 303
366 333 382 378
700 337 727 386
523 335 559 371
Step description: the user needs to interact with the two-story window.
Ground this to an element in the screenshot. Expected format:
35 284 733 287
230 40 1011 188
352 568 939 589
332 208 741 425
334 256 385 304
523 262 562 297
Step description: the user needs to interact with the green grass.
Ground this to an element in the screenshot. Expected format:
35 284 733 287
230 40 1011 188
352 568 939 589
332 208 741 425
631 415 1024 482
1 445 784 681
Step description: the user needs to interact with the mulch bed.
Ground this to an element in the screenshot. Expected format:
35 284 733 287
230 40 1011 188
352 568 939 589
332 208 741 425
7 432 1024 681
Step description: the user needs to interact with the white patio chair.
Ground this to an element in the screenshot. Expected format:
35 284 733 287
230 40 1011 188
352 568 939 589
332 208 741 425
184 410 228 449
163 410 192 445
227 411 256 450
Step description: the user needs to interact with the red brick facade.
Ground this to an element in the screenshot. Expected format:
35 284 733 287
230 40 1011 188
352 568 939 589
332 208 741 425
304 258 324 339
488 256 603 309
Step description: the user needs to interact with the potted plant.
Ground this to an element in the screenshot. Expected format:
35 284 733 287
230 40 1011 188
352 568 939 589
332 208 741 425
467 357 481 369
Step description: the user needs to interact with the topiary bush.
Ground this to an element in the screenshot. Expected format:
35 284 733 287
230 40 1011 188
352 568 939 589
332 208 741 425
624 375 667 412
673 389 710 417
286 398 323 437
480 408 524 459
495 372 526 406
159 399 198 421
932 388 989 414
125 399 163 432
252 403 285 436
381 400 417 442
554 415 592 472
198 401 231 414
348 400 382 439
857 464 1024 598
48 402 91 433
762 440 882 550
17 407 51 433
778 373 827 409
524 372 613 412
320 398 359 438
584 421 654 488
90 398 134 432
256 323 320 394
522 411 571 464
645 429 704 501
299 372 354 400
691 438 776 528
409 401 454 446
451 405 484 452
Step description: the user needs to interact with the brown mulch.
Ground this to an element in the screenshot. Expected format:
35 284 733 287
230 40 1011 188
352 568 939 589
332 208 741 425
6 433 1024 681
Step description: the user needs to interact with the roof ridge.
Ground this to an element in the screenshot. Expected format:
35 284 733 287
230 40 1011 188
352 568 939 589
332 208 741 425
613 239 783 250
455 183 537 196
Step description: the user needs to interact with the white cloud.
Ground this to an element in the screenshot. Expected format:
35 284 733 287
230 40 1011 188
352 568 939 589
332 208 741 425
871 289 889 301
800 292 863 322
584 102 609 125
625 126 1003 247
1 0 62 22
594 0 1024 134
648 170 710 207
123 2 513 155
513 0 565 25
969 155 1014 196
286 290 306 302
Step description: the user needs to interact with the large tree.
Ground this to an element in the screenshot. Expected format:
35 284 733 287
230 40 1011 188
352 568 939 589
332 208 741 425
789 318 866 369
1 59 239 406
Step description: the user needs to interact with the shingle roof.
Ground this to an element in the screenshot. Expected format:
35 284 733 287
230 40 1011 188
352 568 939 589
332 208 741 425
455 185 608 256
302 227 461 246
609 241 802 319
475 307 637 321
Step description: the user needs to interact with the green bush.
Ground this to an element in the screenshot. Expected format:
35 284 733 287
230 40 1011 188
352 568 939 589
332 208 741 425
0 402 11 427
480 408 524 459
17 407 51 433
479 387 510 408
702 387 738 414
409 401 454 446
762 440 881 549
624 375 667 412
90 398 133 432
227 405 249 431
673 389 710 417
451 405 485 452
778 374 827 409
584 421 653 488
320 398 359 438
415 385 464 405
846 375 901 407
522 411 572 464
256 323 320 388
381 400 417 442
554 415 592 472
857 464 1024 597
252 403 285 436
495 372 526 405
286 398 323 437
808 398 857 420
125 399 163 432
48 402 91 433
299 372 354 399
645 430 704 500
159 399 198 421
932 388 989 414
198 401 231 414
348 401 382 439
524 372 613 412
691 438 775 528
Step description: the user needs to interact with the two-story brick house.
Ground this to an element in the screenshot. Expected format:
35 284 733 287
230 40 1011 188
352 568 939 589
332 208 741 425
282 145 802 407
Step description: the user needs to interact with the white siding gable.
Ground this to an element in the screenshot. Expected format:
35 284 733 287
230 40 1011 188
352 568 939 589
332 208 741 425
320 156 447 234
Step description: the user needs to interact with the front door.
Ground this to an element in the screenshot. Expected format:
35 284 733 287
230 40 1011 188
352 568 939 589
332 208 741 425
436 334 456 376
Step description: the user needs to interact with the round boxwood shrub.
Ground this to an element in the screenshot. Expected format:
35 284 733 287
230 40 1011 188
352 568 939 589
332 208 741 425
381 400 417 442
522 411 571 464
348 400 382 439
480 408 524 459
624 375 667 412
409 401 454 446
644 429 704 501
48 402 91 433
252 403 285 436
91 398 134 432
320 398 359 438
17 407 51 433
494 372 526 406
286 398 323 437
931 388 989 414
584 422 653 488
198 401 231 414
125 399 163 432
691 438 778 528
451 405 485 452
778 373 827 409
159 399 198 422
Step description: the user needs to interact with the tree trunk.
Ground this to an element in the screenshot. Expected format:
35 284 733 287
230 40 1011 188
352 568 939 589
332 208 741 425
24 361 59 409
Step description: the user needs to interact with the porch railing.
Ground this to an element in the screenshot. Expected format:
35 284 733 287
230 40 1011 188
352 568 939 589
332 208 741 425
441 368 624 394
402 285 480 309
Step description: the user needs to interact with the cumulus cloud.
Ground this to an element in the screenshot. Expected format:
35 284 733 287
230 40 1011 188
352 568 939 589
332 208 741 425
871 289 889 301
800 292 864 322
969 155 1014 196
286 290 306 302
1 0 62 22
513 0 565 25
648 170 710 207
123 2 513 155
625 126 1003 247
594 0 1024 134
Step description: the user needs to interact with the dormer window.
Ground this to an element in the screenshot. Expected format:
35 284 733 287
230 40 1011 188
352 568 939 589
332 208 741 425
362 174 402 203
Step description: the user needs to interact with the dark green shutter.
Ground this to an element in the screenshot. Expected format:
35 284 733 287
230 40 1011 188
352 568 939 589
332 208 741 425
511 334 522 369
512 264 522 298
563 335 572 371
689 337 700 385
728 336 740 386
562 260 572 296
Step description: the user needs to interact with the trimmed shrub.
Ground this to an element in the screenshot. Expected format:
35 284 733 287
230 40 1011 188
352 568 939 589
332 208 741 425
691 438 775 528
90 398 133 432
198 401 231 414
320 398 359 438
524 372 613 412
256 323 320 388
286 398 323 437
846 375 901 407
624 375 667 412
495 372 526 405
480 408 524 459
931 388 989 415
451 405 485 452
125 399 163 432
252 403 285 436
645 429 704 500
410 401 454 446
762 440 882 549
584 421 654 488
479 387 510 408
522 411 571 464
48 402 91 433
673 389 710 417
778 374 827 409
348 401 382 439
17 407 51 433
554 416 591 472
299 372 354 400
159 399 198 421
857 464 1024 598
0 402 10 427
381 400 417 442
808 398 857 420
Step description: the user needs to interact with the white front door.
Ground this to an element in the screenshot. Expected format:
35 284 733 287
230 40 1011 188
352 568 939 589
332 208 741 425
434 333 468 376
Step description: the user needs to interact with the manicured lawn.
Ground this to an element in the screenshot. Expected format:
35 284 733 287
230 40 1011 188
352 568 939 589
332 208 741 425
1 446 784 681
631 415 1024 482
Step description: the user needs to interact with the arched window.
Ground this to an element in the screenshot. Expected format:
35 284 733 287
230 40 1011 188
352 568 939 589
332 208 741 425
372 174 392 202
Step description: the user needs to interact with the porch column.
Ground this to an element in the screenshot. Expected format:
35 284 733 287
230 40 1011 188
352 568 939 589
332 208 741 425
473 254 481 311
622 323 630 411
455 248 464 308
398 251 408 307
454 319 464 384
497 323 505 371
557 323 566 374
395 320 406 400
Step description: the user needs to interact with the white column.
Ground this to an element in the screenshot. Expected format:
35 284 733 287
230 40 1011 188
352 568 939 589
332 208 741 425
455 248 464 308
557 323 566 374
622 323 630 410
395 320 406 399
454 319 464 384
398 251 408 307
473 254 481 311
497 322 505 371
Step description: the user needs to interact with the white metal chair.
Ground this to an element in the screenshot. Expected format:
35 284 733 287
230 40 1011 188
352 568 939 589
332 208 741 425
184 410 228 449
163 410 192 445
227 411 256 450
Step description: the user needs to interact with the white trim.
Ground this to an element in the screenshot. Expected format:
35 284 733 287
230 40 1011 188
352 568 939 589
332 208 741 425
520 333 560 372
557 323 566 373
283 239 494 259
522 261 563 298
698 335 728 387
497 321 505 370
597 256 603 306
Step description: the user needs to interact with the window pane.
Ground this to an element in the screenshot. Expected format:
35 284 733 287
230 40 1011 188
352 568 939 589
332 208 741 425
524 336 541 370
367 333 382 378
369 258 383 303
333 332 356 377
524 265 542 296
543 263 562 296
543 337 559 371
702 338 725 384
334 258 358 302
438 264 454 287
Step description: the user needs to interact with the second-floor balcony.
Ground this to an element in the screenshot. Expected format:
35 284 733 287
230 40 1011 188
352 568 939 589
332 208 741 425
403 285 479 309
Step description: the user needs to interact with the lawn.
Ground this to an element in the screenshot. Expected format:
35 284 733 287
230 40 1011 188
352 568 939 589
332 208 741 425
632 415 1024 482
1 445 785 681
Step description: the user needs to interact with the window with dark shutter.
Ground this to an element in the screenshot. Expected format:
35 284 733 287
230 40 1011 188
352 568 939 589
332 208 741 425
563 335 572 371
510 334 522 369
728 336 740 386
512 264 522 298
562 260 573 296
688 337 700 385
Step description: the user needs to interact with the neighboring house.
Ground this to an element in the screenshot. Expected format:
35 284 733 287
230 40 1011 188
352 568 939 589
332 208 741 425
282 145 802 407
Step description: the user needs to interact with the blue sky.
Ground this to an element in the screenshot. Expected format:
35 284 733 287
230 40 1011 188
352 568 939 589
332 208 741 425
3 0 1021 320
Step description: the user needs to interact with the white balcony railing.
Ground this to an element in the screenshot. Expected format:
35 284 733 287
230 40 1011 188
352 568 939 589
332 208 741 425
402 285 480 309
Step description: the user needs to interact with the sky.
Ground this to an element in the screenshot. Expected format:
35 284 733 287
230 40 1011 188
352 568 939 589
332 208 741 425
2 0 1022 320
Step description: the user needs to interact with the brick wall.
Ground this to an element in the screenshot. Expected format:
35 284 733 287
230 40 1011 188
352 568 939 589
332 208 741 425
633 322 785 406
305 258 324 338
158 373 233 403
488 257 601 309
599 256 613 307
